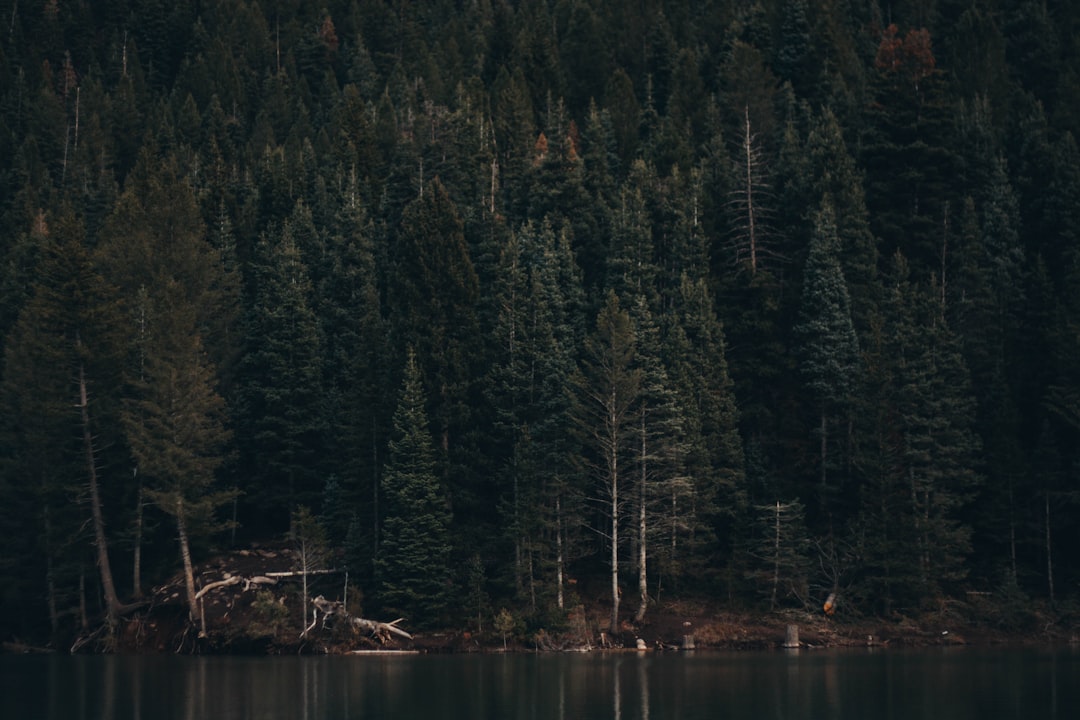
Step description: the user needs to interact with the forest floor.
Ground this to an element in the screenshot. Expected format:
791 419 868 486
90 543 1080 656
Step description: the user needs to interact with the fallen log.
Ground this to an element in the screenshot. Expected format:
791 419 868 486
263 569 341 578
194 575 242 601
193 574 279 601
311 595 413 642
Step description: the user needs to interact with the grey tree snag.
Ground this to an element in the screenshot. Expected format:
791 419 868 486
78 360 122 630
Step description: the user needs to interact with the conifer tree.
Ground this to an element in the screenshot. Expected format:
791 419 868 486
665 275 746 590
628 293 685 622
862 24 960 272
122 287 233 636
2 209 127 632
805 108 879 337
390 177 486 554
749 499 811 611
235 219 326 528
531 221 588 610
572 291 641 634
488 218 584 611
854 254 982 609
316 172 388 577
795 196 861 510
487 223 537 600
375 349 452 625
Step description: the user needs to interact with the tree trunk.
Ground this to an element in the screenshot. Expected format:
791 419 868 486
175 499 203 637
79 569 88 631
44 506 59 635
743 106 758 275
1046 493 1055 607
635 417 648 623
78 361 121 629
610 411 621 635
132 482 144 599
771 501 781 611
820 411 828 487
556 495 564 610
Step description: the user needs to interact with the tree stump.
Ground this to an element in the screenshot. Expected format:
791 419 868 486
783 624 800 648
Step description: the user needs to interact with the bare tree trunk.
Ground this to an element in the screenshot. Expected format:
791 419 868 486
79 361 121 629
610 408 621 635
302 557 309 635
528 550 537 614
635 417 648 623
175 499 203 637
771 501 781 611
743 106 757 275
132 482 144 599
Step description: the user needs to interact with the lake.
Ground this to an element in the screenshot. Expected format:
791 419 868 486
2 647 1078 719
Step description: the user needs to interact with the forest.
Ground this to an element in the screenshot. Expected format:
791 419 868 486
2 0 1080 648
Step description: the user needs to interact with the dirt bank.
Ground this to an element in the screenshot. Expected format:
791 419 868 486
63 545 1074 655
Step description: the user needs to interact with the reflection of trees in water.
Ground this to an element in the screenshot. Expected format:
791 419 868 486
607 656 651 720
613 658 621 720
639 656 650 720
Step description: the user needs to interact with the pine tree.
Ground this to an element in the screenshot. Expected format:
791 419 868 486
862 24 961 273
664 275 746 592
775 0 814 96
315 172 388 581
795 196 861 511
726 105 780 276
572 291 641 634
289 506 330 637
487 222 537 602
389 176 483 544
748 499 811 611
853 254 982 609
488 218 584 612
805 108 879 338
122 287 234 636
2 208 128 633
628 293 685 622
375 350 452 626
235 218 326 529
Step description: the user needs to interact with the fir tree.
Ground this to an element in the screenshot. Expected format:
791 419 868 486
572 291 641 634
235 219 326 529
2 208 128 633
795 196 861 509
122 287 234 636
375 350 452 626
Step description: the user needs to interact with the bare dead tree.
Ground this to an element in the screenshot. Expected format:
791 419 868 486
726 106 782 275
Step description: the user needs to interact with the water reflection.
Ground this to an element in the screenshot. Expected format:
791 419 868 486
3 648 1080 720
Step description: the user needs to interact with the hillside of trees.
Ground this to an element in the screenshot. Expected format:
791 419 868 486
3 0 1080 646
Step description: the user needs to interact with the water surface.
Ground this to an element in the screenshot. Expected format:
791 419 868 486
2 647 1077 719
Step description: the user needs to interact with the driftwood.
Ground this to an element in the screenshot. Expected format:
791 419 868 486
311 595 413 643
193 574 279 601
183 573 412 646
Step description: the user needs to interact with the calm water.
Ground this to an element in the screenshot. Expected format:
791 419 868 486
2 648 1078 720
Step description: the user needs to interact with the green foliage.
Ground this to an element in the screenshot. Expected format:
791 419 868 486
3 0 1080 642
374 350 452 626
747 499 811 611
235 217 326 526
493 607 525 650
248 590 290 640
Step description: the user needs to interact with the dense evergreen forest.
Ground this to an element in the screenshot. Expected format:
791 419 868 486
3 0 1080 645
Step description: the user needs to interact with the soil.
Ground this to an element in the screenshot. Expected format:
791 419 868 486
86 544 1077 655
